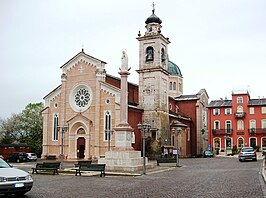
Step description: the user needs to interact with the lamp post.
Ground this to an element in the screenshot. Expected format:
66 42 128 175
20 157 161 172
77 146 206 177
137 122 151 175
57 125 69 159
224 136 228 156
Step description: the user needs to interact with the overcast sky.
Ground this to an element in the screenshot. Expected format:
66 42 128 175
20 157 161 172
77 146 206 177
1 0 265 119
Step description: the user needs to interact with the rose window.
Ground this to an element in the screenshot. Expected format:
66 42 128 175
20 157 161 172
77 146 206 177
74 88 90 107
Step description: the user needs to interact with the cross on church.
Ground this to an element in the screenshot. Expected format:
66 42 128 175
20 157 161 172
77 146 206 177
78 65 85 73
152 2 156 13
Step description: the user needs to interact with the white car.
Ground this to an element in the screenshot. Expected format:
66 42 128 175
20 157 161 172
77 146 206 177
0 158 33 196
27 153 38 161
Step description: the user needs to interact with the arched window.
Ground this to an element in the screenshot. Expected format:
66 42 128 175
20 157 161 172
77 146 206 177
169 82 172 90
53 114 59 141
214 138 220 150
104 111 111 141
238 137 244 148
225 120 232 133
146 46 154 61
161 48 166 62
77 128 85 134
249 120 256 132
173 82 176 90
237 120 244 130
237 106 243 113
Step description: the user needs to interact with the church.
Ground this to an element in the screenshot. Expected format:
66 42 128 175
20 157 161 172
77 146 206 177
41 8 209 160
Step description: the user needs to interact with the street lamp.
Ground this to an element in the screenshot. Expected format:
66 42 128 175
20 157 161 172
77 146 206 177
224 136 228 156
137 122 151 175
57 125 69 159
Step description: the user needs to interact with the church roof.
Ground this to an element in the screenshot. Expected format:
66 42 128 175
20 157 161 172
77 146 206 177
168 61 182 77
145 9 162 24
60 49 107 69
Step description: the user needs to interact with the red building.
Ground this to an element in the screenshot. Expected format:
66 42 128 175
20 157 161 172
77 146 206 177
208 90 266 153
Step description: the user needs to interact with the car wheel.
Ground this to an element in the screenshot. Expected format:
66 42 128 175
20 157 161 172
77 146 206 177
253 158 257 161
16 159 20 163
239 159 242 162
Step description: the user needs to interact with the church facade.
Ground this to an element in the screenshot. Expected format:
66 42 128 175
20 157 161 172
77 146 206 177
41 9 209 160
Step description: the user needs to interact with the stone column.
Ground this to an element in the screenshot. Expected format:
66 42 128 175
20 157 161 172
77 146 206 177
114 50 133 150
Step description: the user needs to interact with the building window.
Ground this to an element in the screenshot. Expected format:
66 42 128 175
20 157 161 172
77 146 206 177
131 132 135 144
237 106 243 113
161 48 166 62
214 121 220 129
169 104 172 110
53 114 59 141
169 82 172 90
249 107 254 114
173 82 176 90
262 120 266 129
146 46 154 61
250 137 257 148
179 79 183 92
237 120 244 130
226 120 232 133
237 97 243 104
213 109 220 115
225 108 232 115
214 138 220 150
262 107 266 114
238 137 244 148
104 111 111 141
249 120 256 131
175 105 179 113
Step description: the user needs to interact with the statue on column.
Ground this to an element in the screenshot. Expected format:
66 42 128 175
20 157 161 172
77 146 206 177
120 50 131 72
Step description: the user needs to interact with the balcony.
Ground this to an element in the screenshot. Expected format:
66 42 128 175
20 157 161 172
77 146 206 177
248 128 266 135
234 112 246 119
212 129 233 135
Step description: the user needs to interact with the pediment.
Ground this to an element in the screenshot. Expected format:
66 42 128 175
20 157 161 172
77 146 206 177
43 84 61 108
60 50 107 73
100 82 120 104
67 113 93 126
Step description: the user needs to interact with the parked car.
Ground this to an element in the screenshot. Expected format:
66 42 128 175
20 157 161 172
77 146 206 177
203 150 213 158
0 158 33 196
238 147 257 162
27 153 37 161
6 152 29 163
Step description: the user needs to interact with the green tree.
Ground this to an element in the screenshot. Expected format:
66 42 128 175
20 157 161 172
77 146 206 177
0 103 43 156
19 103 43 156
0 114 21 144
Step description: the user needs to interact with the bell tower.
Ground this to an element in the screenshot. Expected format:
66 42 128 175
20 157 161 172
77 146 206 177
137 6 170 143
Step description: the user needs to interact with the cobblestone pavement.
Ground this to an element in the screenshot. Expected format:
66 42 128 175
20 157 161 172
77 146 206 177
8 157 265 198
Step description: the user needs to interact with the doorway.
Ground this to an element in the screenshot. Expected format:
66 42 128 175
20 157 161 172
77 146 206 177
77 137 85 159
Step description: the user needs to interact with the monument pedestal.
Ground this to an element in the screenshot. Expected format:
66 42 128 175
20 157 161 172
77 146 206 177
98 125 154 173
98 150 153 172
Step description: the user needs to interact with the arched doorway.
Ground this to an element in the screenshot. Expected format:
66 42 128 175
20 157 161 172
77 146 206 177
77 137 85 159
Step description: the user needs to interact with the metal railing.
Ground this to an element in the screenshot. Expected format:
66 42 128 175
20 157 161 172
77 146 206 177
248 128 266 135
212 129 233 135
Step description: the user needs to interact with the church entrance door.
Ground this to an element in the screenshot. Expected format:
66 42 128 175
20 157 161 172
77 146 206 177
77 137 85 159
